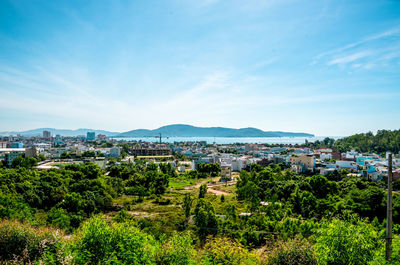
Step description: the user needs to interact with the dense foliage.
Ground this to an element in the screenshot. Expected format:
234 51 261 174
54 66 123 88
1 159 400 264
334 129 400 153
0 161 172 231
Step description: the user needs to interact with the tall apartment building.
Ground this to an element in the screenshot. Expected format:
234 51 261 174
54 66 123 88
87 132 95 141
43 130 51 138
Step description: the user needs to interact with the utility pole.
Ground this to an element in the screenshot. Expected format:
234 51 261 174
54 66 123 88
159 133 162 144
386 153 393 263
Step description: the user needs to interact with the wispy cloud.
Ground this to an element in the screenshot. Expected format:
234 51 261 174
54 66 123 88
327 51 371 65
313 26 400 69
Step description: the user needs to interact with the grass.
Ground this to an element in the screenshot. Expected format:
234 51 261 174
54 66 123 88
211 184 236 194
169 178 195 189
109 175 246 238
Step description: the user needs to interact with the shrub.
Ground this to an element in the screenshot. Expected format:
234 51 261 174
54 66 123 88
265 239 317 265
72 215 158 264
201 237 259 265
156 232 195 265
221 195 225 202
199 184 207 199
0 219 62 262
313 218 380 265
369 234 400 265
47 207 71 230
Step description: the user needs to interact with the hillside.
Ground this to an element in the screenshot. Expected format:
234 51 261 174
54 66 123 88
0 128 118 137
117 124 314 138
0 124 314 138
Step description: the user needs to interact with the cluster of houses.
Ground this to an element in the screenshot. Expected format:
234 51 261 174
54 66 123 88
1 132 399 182
0 133 121 167
170 143 399 181
288 148 400 181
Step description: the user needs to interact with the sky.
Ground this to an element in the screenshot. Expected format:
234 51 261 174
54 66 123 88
0 0 399 136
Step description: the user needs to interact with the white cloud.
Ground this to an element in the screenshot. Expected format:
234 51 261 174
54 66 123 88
327 51 371 65
314 26 400 69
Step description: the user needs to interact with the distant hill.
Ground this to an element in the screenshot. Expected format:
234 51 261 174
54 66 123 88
0 128 118 137
0 124 314 138
116 124 314 138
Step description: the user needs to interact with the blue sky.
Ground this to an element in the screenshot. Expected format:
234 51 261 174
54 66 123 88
0 0 399 136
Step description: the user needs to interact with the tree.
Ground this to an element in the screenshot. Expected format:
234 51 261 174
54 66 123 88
82 151 96 158
313 218 380 265
183 194 193 219
237 181 259 210
199 184 207 199
60 152 71 159
73 216 157 264
37 154 46 162
194 199 218 244
197 163 220 177
307 175 338 199
11 156 37 168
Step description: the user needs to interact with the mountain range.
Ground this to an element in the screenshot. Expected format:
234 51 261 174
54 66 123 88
0 124 314 138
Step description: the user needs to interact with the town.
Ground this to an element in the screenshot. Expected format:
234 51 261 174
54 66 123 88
1 130 398 182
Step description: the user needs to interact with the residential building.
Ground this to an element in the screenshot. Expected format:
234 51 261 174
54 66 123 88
290 155 315 172
10 142 23 148
43 130 51 138
87 132 96 141
25 146 38 158
0 141 8 148
3 150 25 167
110 146 121 157
320 152 332 161
336 160 358 170
98 134 107 140
131 144 171 157
220 163 232 181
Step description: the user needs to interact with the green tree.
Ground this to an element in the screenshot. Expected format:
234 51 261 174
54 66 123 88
237 181 259 210
60 152 71 159
194 199 218 244
313 218 380 265
11 156 37 168
73 216 157 264
183 194 193 220
199 184 207 199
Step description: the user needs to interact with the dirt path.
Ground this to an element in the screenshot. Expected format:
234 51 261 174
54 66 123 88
181 176 237 196
207 187 231 196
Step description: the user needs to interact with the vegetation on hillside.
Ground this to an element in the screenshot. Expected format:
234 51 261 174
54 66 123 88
1 158 400 264
333 129 400 153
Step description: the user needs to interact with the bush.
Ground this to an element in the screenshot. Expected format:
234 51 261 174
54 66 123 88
47 207 71 230
72 215 158 264
201 237 259 265
369 234 400 265
0 219 62 262
265 239 317 265
156 232 195 265
313 218 380 265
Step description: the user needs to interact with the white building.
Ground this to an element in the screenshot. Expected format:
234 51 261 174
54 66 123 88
336 160 357 170
110 147 121 157
320 152 333 161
